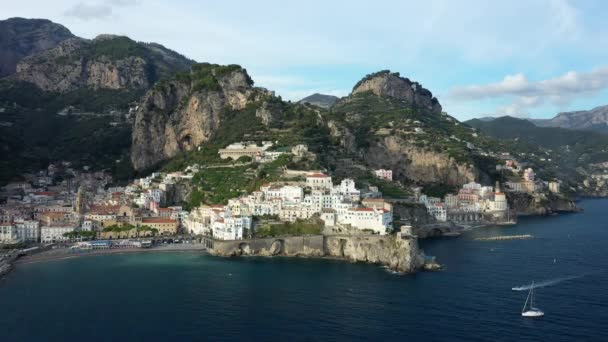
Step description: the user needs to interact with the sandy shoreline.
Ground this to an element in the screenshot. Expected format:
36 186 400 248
15 245 209 265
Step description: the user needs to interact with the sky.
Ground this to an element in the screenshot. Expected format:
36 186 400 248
3 0 608 120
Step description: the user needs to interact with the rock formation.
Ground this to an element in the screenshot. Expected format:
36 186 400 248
0 17 74 77
14 35 192 93
130 63 271 170
327 71 478 187
210 234 427 273
364 136 477 186
352 70 442 114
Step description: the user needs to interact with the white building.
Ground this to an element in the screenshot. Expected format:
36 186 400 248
40 225 77 243
0 223 17 243
212 216 251 240
374 169 393 181
524 168 535 182
340 207 392 235
333 178 360 201
306 173 333 190
427 203 447 222
15 219 40 242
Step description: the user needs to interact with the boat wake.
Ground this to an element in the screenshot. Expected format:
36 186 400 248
512 275 585 291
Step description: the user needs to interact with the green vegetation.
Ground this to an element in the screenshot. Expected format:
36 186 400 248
102 224 159 236
254 220 323 238
86 36 148 61
188 63 252 92
63 231 97 239
0 108 132 185
466 116 608 187
186 154 294 208
423 183 458 198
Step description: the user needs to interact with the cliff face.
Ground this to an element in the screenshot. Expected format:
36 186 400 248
13 35 192 93
130 64 270 170
365 136 477 186
393 202 436 225
210 234 426 273
352 71 442 114
508 192 579 216
326 71 479 187
0 17 74 77
324 235 425 273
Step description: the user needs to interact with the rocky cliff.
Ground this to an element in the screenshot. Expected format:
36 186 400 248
352 70 442 114
364 136 477 186
131 63 271 170
0 17 74 77
210 234 427 273
327 73 479 187
14 35 192 93
508 192 579 216
324 235 425 273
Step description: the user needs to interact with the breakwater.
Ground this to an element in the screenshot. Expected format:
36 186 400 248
474 234 533 241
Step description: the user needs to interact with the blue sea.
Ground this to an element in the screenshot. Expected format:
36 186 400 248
1 199 607 341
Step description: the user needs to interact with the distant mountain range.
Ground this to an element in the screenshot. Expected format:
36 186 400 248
474 105 608 133
298 93 338 108
0 17 74 77
532 105 608 133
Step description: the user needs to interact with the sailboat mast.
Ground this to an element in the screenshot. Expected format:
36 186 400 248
522 285 531 313
530 282 535 308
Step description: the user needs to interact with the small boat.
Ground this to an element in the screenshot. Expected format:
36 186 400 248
521 281 544 317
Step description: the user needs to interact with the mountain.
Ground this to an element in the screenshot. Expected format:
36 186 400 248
0 17 75 77
136 68 515 202
326 70 478 188
13 34 193 94
131 63 271 170
0 19 194 185
298 93 338 108
466 116 608 194
533 105 608 133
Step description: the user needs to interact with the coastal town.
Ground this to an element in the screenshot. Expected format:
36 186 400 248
1 137 567 249
0 132 578 282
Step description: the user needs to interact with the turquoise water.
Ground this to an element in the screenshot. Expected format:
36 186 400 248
1 199 607 341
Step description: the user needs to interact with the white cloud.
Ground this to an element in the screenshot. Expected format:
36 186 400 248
64 3 112 20
64 0 139 21
448 67 608 116
449 67 608 114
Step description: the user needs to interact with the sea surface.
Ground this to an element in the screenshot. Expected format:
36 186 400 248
1 199 607 341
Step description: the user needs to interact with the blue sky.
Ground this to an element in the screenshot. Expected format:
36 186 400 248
4 0 608 120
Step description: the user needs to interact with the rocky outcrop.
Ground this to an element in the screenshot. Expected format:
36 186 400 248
255 101 282 126
13 35 192 93
210 234 427 273
365 136 476 186
393 202 436 225
162 181 194 206
328 120 476 186
508 192 579 216
0 17 74 77
352 70 442 114
324 235 425 273
131 64 271 170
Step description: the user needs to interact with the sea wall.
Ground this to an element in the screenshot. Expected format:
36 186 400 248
208 234 426 273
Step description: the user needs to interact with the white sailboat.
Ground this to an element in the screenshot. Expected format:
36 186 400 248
521 281 544 317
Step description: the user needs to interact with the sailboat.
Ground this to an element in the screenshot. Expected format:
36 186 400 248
521 281 545 317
